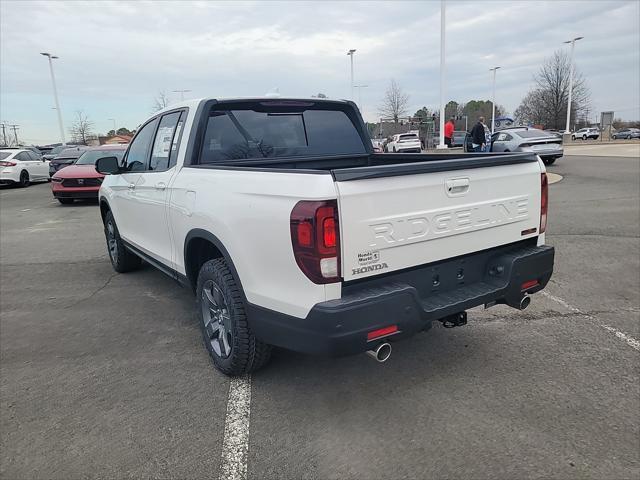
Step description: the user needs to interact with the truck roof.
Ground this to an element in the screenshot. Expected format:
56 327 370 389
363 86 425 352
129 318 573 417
154 97 353 115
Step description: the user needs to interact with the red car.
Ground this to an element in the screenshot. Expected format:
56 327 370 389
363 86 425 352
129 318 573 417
51 144 127 204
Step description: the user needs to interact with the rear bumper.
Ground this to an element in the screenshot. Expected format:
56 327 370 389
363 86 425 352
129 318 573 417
247 241 554 356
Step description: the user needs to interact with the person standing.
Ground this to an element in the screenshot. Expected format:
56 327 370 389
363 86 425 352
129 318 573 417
470 116 486 152
444 117 455 147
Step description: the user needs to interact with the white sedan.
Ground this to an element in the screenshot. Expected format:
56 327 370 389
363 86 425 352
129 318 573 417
0 149 50 187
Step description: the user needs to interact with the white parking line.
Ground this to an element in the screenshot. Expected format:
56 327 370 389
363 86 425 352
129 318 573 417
218 375 252 480
601 325 640 351
540 291 639 352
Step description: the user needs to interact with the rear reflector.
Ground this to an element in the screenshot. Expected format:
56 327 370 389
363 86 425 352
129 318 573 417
521 279 539 291
540 173 548 233
367 325 398 341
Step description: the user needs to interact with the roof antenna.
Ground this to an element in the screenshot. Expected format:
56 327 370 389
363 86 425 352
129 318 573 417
264 87 281 98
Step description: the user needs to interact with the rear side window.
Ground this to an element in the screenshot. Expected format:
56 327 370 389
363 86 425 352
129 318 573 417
150 111 182 171
200 105 366 163
124 118 159 171
15 152 30 161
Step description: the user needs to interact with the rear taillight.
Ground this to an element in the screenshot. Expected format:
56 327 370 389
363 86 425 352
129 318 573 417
0 161 16 167
290 200 341 284
540 172 548 233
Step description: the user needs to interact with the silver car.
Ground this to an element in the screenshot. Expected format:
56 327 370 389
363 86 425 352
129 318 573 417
490 127 563 165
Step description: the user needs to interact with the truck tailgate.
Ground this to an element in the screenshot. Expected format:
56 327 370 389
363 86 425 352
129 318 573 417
334 157 543 281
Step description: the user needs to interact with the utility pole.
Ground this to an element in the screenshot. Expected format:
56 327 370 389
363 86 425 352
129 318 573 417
9 124 19 145
564 36 583 133
172 89 191 101
40 53 66 145
347 49 356 100
436 0 447 149
0 123 7 146
353 84 368 112
490 66 501 134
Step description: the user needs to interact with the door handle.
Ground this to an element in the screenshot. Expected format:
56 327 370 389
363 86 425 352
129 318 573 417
445 178 470 196
128 183 136 190
155 182 167 191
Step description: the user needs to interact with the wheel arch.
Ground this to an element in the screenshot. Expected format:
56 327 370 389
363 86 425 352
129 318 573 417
184 229 244 295
99 197 111 223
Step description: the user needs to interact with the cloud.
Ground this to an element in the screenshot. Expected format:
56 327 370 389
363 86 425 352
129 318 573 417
0 0 638 144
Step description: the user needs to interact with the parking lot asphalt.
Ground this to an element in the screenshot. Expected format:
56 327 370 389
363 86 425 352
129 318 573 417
1 154 639 479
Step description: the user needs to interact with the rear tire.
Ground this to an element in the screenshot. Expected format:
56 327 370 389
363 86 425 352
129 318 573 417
196 258 272 376
582 135 587 140
18 171 29 187
571 135 576 141
542 157 556 165
58 198 74 204
103 211 142 273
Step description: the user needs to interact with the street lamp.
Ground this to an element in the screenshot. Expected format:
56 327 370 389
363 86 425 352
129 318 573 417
564 36 583 132
108 118 116 135
489 66 501 134
40 52 65 145
436 0 447 149
353 84 368 112
172 89 191 101
347 49 356 100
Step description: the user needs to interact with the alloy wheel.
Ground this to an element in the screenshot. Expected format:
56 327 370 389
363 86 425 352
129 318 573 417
106 221 118 261
201 280 233 358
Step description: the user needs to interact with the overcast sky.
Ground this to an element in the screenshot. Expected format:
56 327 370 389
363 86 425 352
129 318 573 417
1 0 639 144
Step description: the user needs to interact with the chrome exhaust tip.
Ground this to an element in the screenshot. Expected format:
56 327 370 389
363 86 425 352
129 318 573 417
519 295 531 310
366 342 392 363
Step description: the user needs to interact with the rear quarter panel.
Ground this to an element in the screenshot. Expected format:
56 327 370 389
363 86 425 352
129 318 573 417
169 167 339 318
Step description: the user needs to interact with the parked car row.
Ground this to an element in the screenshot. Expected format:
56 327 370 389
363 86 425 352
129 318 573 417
1 143 130 206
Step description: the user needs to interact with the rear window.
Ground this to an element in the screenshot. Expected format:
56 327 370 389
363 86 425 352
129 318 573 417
0 152 11 160
398 134 418 140
514 129 552 138
200 103 366 163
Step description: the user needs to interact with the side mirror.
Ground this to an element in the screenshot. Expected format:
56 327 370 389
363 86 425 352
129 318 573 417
95 156 120 175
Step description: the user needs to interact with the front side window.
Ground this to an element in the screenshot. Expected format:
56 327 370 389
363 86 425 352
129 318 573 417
124 118 159 171
200 104 366 163
149 112 182 171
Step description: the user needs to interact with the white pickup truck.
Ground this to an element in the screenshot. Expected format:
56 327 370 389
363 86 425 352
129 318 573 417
96 97 554 375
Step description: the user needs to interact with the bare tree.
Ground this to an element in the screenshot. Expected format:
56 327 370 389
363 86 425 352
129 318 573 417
515 50 590 129
69 111 95 145
152 90 170 112
378 79 410 123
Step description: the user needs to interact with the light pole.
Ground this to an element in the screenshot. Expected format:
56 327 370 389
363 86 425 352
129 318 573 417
353 84 368 112
490 66 501 134
108 118 116 135
564 36 583 132
347 49 356 100
436 0 447 149
173 89 192 101
40 52 65 145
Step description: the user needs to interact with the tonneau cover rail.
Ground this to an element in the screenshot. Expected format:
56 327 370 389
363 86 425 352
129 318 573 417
331 152 538 182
